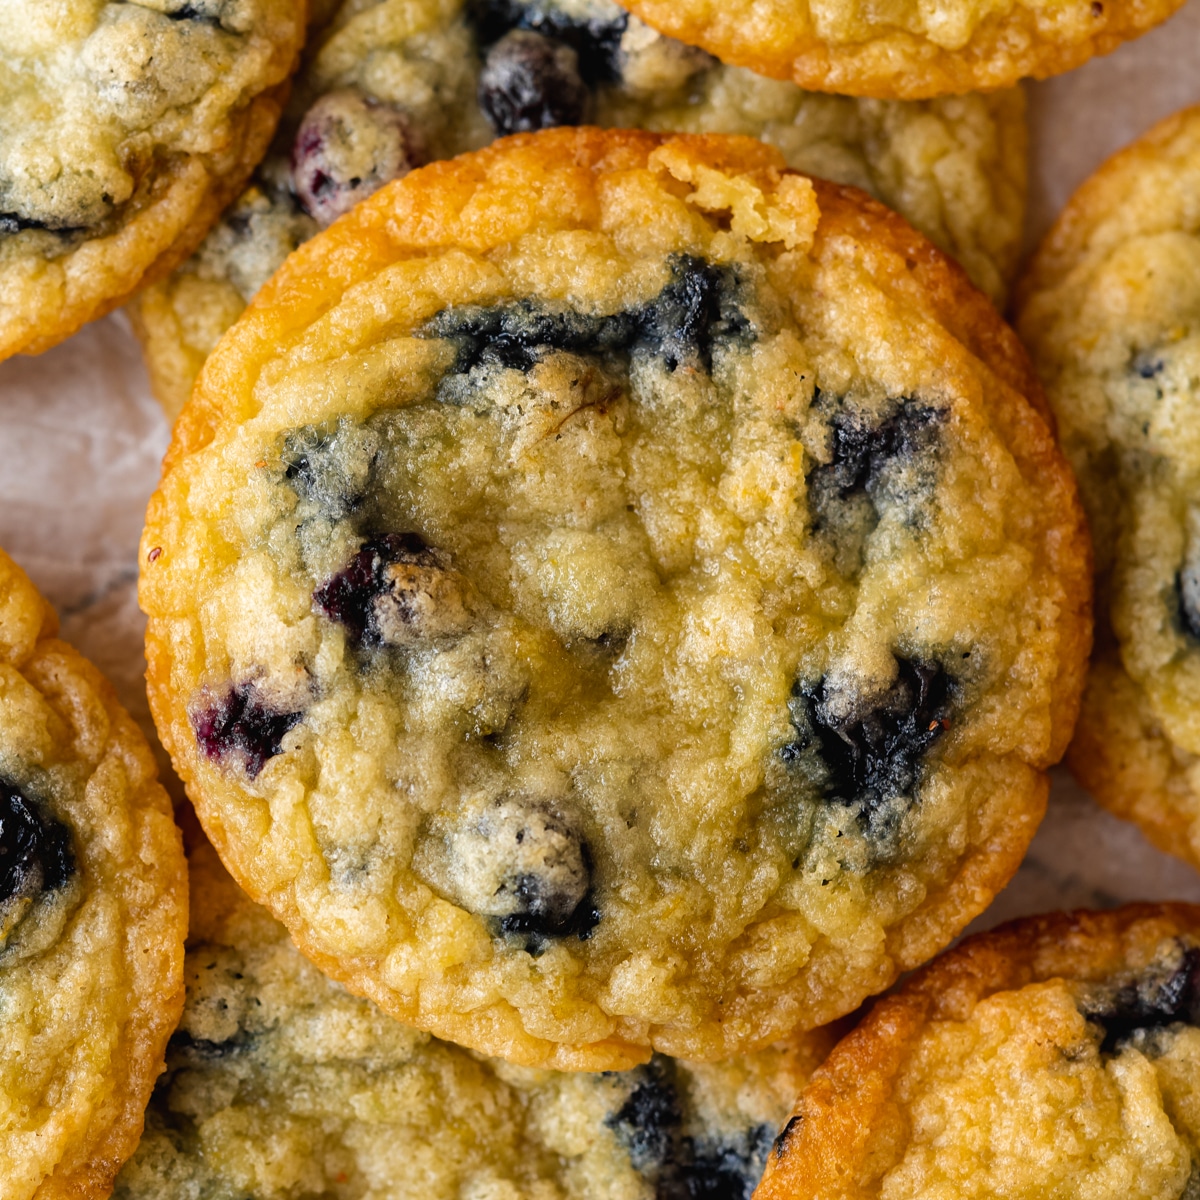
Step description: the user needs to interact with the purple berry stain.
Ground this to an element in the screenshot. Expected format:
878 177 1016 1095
191 685 304 778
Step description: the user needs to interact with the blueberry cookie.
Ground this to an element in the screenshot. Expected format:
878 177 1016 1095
140 128 1090 1069
758 904 1200 1200
129 0 1026 419
0 547 187 1198
0 0 304 362
114 834 829 1200
616 0 1186 98
1016 106 1200 875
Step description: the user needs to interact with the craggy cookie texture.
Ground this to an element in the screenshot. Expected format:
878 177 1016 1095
141 128 1089 1069
757 905 1200 1200
1017 105 1200 875
0 0 303 361
131 0 1026 419
618 0 1185 98
0 548 187 1199
115 837 827 1200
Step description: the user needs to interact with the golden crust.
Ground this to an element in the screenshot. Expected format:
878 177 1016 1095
143 128 1090 1069
616 0 1185 99
0 8 304 362
0 548 187 1200
756 903 1200 1200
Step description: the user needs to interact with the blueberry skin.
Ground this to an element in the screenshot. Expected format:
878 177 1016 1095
292 89 422 228
191 685 304 778
469 0 628 85
478 30 589 136
1081 942 1200 1052
606 1058 774 1198
782 657 953 853
0 781 74 903
421 254 749 380
811 401 943 506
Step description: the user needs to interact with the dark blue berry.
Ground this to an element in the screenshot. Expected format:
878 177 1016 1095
314 533 468 649
478 30 588 136
0 781 74 903
470 0 628 84
782 657 952 847
191 685 304 778
421 254 749 384
632 255 750 373
811 401 943 506
675 1125 774 1200
608 1058 682 1175
607 1059 774 1197
1080 942 1200 1052
292 89 422 228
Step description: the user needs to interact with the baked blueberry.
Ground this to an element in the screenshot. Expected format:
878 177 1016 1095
191 684 305 779
293 89 424 228
478 29 589 134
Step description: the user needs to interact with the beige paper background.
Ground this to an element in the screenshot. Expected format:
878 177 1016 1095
2 7 1200 931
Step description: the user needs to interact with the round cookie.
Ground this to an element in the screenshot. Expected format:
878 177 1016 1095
114 833 831 1199
616 0 1187 99
129 0 1026 419
0 547 187 1199
140 128 1091 1070
0 0 304 362
1016 105 1200 875
757 904 1200 1200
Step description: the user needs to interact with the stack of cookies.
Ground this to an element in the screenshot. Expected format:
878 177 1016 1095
1 0 1199 1196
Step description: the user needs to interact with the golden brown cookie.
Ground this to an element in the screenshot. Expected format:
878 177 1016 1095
1016 105 1200 875
616 0 1186 98
129 0 1027 420
115 833 832 1199
0 0 304 362
0 547 187 1199
141 128 1090 1070
758 904 1200 1200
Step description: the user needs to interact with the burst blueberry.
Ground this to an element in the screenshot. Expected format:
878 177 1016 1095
191 685 304 778
0 781 74 904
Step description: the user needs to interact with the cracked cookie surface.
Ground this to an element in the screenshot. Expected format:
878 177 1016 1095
0 0 303 361
616 0 1186 98
130 0 1026 419
0 547 187 1199
1016 105 1200 878
114 835 826 1199
758 905 1200 1200
141 128 1089 1069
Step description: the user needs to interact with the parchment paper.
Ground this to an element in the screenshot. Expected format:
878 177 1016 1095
2 7 1200 924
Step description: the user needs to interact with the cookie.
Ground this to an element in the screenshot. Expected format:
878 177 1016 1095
140 128 1090 1070
616 0 1187 98
0 547 187 1199
114 833 829 1199
758 904 1200 1200
1015 105 1200 875
129 0 1026 419
0 0 304 362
